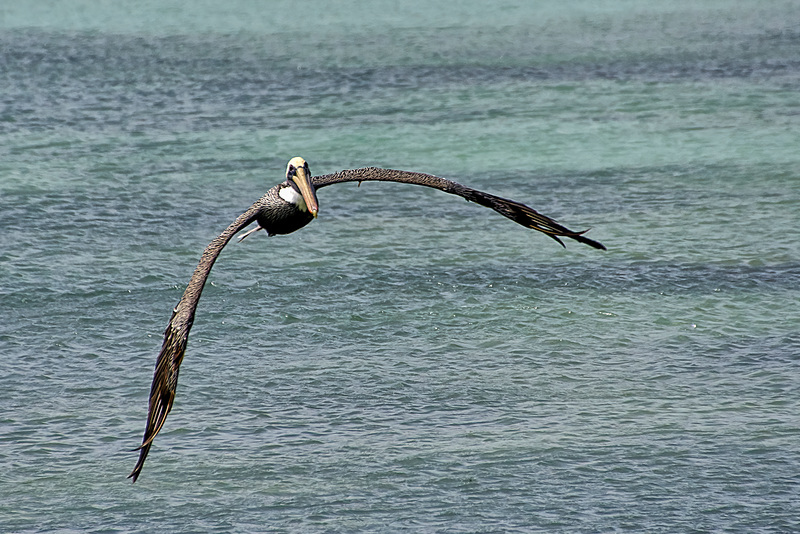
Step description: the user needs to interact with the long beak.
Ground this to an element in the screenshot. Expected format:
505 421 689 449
292 167 319 218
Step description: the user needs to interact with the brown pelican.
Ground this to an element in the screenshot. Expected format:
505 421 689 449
129 157 605 482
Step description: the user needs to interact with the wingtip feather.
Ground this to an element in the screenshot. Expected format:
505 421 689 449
574 232 607 250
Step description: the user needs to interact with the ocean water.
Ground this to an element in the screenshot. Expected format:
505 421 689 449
2 1 800 532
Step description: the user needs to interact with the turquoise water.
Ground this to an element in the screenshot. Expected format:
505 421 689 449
2 1 800 532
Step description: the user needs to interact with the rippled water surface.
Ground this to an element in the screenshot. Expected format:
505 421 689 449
2 1 799 532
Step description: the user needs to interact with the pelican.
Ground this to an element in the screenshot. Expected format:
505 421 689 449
129 157 605 482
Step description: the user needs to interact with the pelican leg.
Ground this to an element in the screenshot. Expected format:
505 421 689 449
237 225 263 242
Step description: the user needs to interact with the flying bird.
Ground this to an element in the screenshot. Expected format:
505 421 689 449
129 157 605 482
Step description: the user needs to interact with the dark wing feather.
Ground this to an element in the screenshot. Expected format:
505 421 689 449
129 203 261 482
312 167 606 250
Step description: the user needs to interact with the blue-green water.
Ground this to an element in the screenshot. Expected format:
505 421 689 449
2 1 800 532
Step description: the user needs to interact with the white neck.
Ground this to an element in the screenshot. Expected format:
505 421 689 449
279 185 308 212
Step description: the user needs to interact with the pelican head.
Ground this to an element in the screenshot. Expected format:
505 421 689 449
285 156 319 218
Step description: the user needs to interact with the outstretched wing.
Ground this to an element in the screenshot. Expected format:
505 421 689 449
129 202 262 482
312 167 605 250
